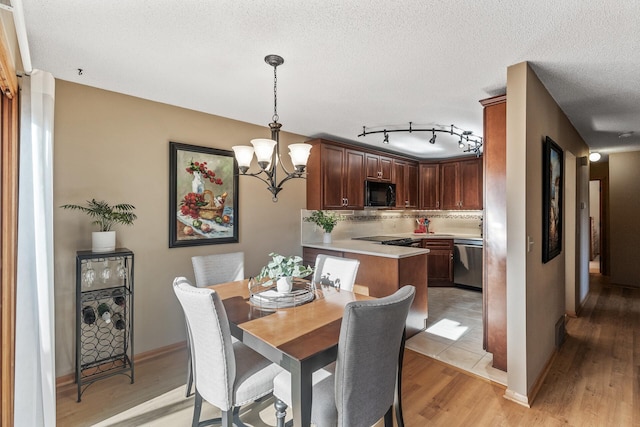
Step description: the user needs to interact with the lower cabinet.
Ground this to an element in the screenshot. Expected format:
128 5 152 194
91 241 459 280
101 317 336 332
302 246 428 337
422 239 453 286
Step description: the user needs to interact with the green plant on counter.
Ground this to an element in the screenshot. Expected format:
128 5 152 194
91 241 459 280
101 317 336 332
256 253 313 281
60 199 137 231
304 210 339 233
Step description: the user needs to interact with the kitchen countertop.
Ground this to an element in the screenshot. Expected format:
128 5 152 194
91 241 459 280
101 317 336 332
302 233 483 259
302 239 430 259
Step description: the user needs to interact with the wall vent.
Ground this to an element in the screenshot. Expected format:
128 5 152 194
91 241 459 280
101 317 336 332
555 315 566 349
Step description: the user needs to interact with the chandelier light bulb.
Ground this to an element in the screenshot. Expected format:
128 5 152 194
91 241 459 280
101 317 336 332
289 143 312 171
250 138 277 169
232 145 254 173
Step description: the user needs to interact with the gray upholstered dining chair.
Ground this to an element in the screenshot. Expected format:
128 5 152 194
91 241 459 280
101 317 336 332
312 255 360 292
273 285 415 427
173 277 283 427
185 252 245 397
192 251 244 287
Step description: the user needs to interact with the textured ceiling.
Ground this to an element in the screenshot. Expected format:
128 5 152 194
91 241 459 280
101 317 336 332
17 0 640 159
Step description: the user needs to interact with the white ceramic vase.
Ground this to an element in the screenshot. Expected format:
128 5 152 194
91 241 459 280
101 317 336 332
323 232 332 244
276 276 293 293
92 231 116 253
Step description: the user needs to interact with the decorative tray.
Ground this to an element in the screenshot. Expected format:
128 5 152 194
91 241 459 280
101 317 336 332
249 278 315 310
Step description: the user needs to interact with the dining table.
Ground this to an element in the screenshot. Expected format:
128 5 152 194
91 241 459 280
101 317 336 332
210 279 372 427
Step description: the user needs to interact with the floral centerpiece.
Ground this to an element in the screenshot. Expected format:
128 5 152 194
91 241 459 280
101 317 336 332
256 253 313 293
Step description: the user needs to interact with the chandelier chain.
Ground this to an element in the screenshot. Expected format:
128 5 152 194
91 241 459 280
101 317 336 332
272 64 279 123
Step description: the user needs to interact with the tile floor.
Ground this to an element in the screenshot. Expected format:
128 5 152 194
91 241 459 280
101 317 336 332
406 286 507 385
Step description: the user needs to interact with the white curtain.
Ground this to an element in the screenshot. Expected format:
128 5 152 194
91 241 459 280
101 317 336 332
14 70 56 426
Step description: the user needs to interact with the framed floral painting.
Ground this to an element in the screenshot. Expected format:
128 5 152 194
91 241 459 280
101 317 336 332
169 142 238 247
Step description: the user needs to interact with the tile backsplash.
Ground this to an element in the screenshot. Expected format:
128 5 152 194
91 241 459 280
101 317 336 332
301 209 483 244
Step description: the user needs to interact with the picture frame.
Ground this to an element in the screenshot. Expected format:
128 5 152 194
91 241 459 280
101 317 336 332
542 136 563 263
169 142 238 247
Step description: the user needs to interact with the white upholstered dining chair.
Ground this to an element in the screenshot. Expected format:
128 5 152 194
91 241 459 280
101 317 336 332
173 277 282 427
185 252 245 397
312 255 360 292
272 285 415 427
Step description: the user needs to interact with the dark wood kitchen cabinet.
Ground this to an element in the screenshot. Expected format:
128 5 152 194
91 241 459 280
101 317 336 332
365 153 393 182
480 94 507 371
422 239 453 286
440 157 483 210
419 163 440 209
306 139 365 210
394 159 419 208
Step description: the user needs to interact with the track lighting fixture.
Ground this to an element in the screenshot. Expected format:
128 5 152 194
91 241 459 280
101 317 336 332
358 123 482 155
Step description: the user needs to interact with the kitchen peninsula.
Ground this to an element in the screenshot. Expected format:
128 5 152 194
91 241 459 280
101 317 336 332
302 239 429 337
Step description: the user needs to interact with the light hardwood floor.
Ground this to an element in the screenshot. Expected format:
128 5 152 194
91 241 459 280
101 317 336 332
57 274 640 426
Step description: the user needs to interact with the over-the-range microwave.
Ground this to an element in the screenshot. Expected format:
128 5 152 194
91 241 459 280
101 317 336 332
365 180 396 207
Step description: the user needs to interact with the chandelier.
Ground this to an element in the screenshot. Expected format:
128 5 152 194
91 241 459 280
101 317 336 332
232 55 312 202
358 123 483 156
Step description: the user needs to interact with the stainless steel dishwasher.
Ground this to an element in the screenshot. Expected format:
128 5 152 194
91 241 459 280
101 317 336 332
453 238 483 290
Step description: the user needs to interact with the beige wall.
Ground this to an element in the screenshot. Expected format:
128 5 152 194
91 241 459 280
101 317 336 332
53 80 307 376
505 62 590 402
609 151 640 286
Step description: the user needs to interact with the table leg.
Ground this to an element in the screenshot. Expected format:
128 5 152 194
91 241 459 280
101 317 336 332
290 361 313 426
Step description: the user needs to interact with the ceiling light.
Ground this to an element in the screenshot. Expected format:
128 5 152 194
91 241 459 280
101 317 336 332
358 123 483 156
589 152 601 162
232 55 311 202
618 131 634 138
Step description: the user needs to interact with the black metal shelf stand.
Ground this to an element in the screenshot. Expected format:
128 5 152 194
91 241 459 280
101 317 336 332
75 248 134 402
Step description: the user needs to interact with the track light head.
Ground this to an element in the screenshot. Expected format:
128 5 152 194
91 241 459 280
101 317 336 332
383 131 389 144
429 131 436 144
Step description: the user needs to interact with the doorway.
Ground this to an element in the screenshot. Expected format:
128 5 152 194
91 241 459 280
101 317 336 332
589 180 601 274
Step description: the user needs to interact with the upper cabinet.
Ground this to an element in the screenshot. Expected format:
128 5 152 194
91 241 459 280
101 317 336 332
306 140 365 210
394 159 418 208
459 158 483 210
439 157 483 210
306 138 482 211
419 163 440 209
365 153 393 182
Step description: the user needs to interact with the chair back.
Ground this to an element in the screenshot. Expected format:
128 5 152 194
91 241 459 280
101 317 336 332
172 277 236 410
334 285 415 427
312 255 360 291
192 252 244 287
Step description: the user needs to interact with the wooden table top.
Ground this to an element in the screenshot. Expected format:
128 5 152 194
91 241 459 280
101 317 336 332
212 280 372 361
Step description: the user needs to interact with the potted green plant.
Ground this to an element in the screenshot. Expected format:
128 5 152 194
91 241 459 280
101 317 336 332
256 252 313 293
61 199 137 252
304 210 339 243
